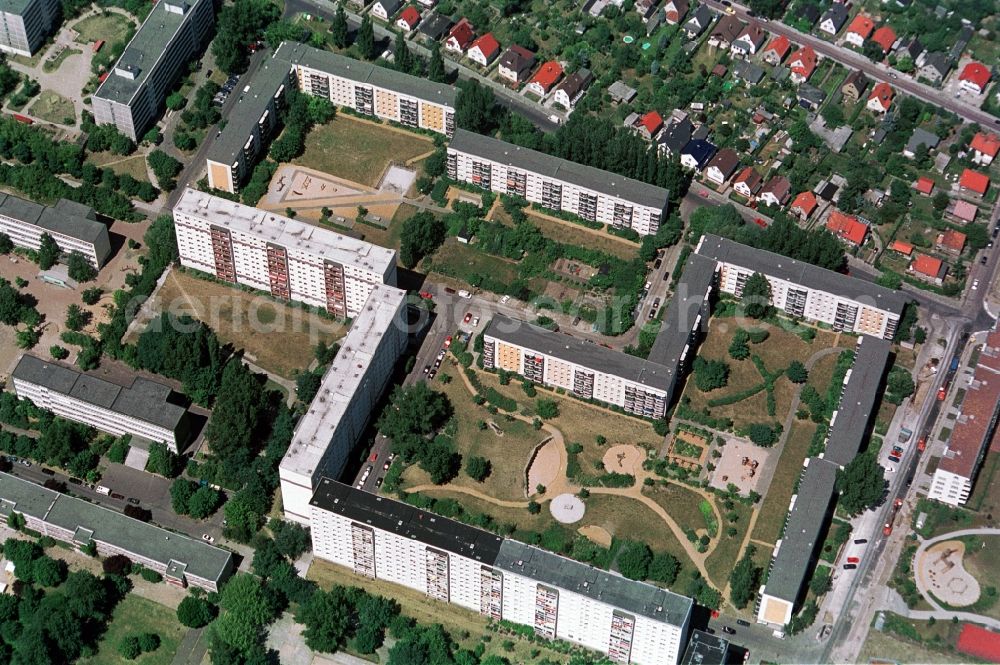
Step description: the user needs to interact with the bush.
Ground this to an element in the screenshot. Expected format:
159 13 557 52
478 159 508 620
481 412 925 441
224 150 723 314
81 287 102 305
693 357 729 392
140 568 162 583
117 635 141 660
49 345 69 360
177 595 216 628
465 455 491 482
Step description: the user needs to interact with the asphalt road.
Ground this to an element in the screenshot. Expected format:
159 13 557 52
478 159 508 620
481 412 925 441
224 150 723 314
701 0 1000 129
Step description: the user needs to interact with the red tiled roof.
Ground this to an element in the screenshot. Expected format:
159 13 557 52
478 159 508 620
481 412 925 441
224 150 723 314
791 191 817 216
469 32 500 60
938 228 966 252
961 168 990 195
957 624 1000 664
868 82 894 109
763 35 790 59
971 132 1000 158
939 331 1000 480
951 200 978 222
959 62 992 89
398 6 420 28
915 177 934 194
528 61 563 91
911 253 943 278
789 46 817 78
447 18 475 50
639 111 663 136
870 26 896 52
826 210 868 245
847 14 874 38
889 240 913 255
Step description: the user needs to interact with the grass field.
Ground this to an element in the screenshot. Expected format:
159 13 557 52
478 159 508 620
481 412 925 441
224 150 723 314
582 493 691 565
88 151 151 182
493 206 638 260
352 202 416 253
149 269 347 379
643 482 710 537
82 595 186 665
294 115 433 187
751 420 816 546
28 90 75 125
968 450 1000 512
73 12 135 44
703 501 755 590
957 535 1000 620
859 614 971 664
429 238 523 283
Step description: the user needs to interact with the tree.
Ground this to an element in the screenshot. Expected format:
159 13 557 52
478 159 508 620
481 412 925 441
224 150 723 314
146 442 182 478
837 450 885 516
536 398 559 419
0 231 12 254
356 14 376 60
211 0 281 74
204 359 268 474
932 191 950 211
66 252 96 282
31 555 66 587
118 635 141 660
330 3 349 48
885 366 915 405
269 518 311 559
786 361 808 384
465 455 491 481
399 211 446 268
81 287 102 305
647 552 680 584
741 272 772 319
877 271 903 290
50 345 69 360
65 303 90 331
617 541 653 580
747 423 779 447
729 547 762 608
455 79 498 135
170 478 196 515
177 595 216 628
188 486 222 519
165 92 186 111
215 574 277 655
148 150 183 191
296 587 353 653
693 357 729 392
427 42 446 83
393 32 413 74
728 329 750 360
37 232 60 269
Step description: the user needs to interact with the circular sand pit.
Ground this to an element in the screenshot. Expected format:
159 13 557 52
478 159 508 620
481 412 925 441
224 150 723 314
578 525 613 548
917 540 981 607
603 444 645 476
550 494 585 524
526 437 561 493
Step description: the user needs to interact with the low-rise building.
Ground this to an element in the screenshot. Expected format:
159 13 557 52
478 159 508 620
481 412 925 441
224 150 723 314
866 82 894 113
396 5 421 31
918 52 953 84
910 253 947 284
914 177 935 196
841 69 870 102
844 14 874 48
936 229 966 256
658 117 693 157
0 195 110 268
761 35 791 65
445 17 475 53
467 32 500 66
818 4 848 36
680 139 717 171
904 127 940 158
525 60 563 97
826 209 869 246
704 148 739 185
788 46 817 83
663 0 688 25
708 14 743 49
790 191 817 219
970 132 1000 166
370 0 402 20
552 68 591 109
948 200 978 223
497 45 536 84
958 62 991 95
960 168 990 196
759 175 791 207
869 26 896 54
682 4 713 38
732 167 761 198
730 22 766 57
636 110 664 140
417 12 452 40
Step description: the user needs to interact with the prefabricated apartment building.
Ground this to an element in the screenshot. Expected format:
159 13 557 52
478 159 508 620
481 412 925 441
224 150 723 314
0 194 110 268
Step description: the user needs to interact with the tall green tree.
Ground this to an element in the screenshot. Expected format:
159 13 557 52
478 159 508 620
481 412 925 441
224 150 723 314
330 3 349 48
729 546 762 608
214 574 276 656
741 272 772 319
296 587 353 653
427 42 446 83
836 450 885 516
356 14 376 60
398 211 446 268
37 232 60 269
211 0 281 74
455 79 498 135
393 32 413 74
204 359 267 473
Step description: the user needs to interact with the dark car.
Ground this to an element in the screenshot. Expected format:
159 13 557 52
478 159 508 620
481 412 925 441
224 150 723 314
127 498 140 505
654 258 662 269
722 626 736 635
110 492 125 500
981 256 989 264
41 468 55 476
736 619 751 627
844 563 858 570
68 477 82 485
888 454 901 463
854 538 868 545
662 271 670 281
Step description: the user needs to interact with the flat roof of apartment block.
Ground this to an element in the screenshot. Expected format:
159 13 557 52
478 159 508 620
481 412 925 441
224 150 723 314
0 194 105 245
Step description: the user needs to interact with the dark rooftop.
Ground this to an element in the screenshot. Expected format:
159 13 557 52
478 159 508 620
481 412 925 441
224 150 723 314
0 194 105 246
824 337 891 466
647 253 716 371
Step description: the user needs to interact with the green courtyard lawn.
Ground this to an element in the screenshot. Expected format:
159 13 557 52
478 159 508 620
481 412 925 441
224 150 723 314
751 420 816 546
859 613 972 665
28 90 75 125
950 535 1000 620
73 12 135 45
491 205 639 261
88 151 152 183
352 202 416 254
82 595 186 665
643 481 711 538
293 115 433 187
703 500 756 590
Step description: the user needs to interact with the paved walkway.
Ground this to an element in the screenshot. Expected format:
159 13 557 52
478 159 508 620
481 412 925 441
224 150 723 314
913 528 1000 612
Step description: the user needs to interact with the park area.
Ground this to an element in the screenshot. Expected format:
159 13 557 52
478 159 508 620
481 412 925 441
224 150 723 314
293 115 433 188
82 595 187 665
27 90 75 125
72 12 135 45
133 268 347 380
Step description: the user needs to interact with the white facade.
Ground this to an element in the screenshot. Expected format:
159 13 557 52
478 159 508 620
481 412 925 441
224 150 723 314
279 286 408 523
927 468 972 506
0 0 58 56
0 196 110 267
172 189 397 318
844 31 865 47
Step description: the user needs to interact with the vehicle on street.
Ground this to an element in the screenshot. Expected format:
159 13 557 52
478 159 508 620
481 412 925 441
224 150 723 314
500 295 510 304
110 492 125 500
772 630 785 639
419 291 433 299
96 485 111 496
375 477 383 488
648 309 656 319
68 477 82 485
662 271 669 281
937 386 947 400
854 538 868 545
972 279 980 290
883 522 893 536
652 297 661 308
736 619 751 627
423 364 431 374
888 454 901 463
890 73 898 79
202 534 215 543
846 556 860 564
458 289 472 299
444 287 456 294
383 461 391 470
722 626 736 635
898 427 913 443
654 258 662 269
127 498 140 505
42 468 55 476
428 369 437 380
20 459 31 467
444 336 452 348
917 436 927 452
463 312 472 324
982 256 989 264
472 316 480 327
844 563 857 570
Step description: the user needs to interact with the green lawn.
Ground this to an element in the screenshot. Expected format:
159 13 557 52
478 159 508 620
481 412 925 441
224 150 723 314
751 420 816 546
351 202 416 253
82 595 186 665
294 115 433 186
859 613 972 664
28 90 75 125
703 501 754 591
429 238 524 286
73 12 135 45
492 205 639 260
88 152 151 183
582 493 692 568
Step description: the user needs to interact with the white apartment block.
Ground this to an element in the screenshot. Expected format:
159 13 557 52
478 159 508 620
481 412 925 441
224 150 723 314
309 478 693 665
279 285 408 523
172 189 397 318
483 314 675 419
206 42 456 193
12 354 190 451
92 0 214 141
696 235 905 340
447 129 669 236
0 0 58 56
0 194 110 267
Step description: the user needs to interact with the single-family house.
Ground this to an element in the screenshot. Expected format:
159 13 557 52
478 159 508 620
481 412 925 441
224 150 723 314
683 4 714 38
760 175 792 207
918 52 953 84
636 111 664 140
497 45 536 84
709 15 744 50
467 33 500 66
889 240 913 256
914 177 934 196
680 139 717 171
733 167 762 198
841 70 870 102
870 26 896 54
970 132 1000 166
705 148 739 185
445 18 475 53
818 5 848 36
790 191 818 219
608 80 637 104
826 210 869 246
635 0 659 19
418 12 453 40
658 117 693 156
897 36 924 63
552 68 592 109
936 229 966 256
910 253 947 285
959 62 991 95
761 35 791 65
798 84 826 110
525 61 563 97
663 0 688 25
960 169 990 196
731 22 767 57
371 0 402 21
396 6 421 31
867 82 894 113
788 46 817 84
904 128 940 158
845 15 875 48
949 200 978 223
732 60 765 85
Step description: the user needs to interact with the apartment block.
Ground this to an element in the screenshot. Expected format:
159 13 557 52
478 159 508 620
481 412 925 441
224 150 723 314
0 472 233 590
0 194 110 267
279 285 408 523
696 234 905 339
310 478 693 665
92 0 214 141
0 0 58 56
12 354 190 451
447 129 669 236
172 189 397 318
207 42 456 193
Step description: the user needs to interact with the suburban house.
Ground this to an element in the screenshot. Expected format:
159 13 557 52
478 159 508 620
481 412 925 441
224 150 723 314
417 12 452 40
467 33 500 66
870 26 896 54
960 169 990 196
445 18 475 53
732 60 765 85
608 80 637 104
525 61 563 97
949 200 978 223
761 35 791 65
970 132 1000 166
658 117 693 156
867 82 894 113
798 84 826 110
910 253 947 285
914 177 935 196
760 175 792 207
790 191 818 219
705 149 739 185
681 139 717 171
635 0 659 19
826 210 869 246
552 68 592 109
497 45 536 84
635 110 664 140
663 0 688 25
889 240 913 256
959 62 991 95
936 229 967 256
818 5 848 36
841 70 870 101
918 52 953 84
897 36 924 63
788 46 817 84
903 128 940 159
845 15 875 47
683 5 714 38
370 0 402 21
395 6 421 31
733 167 762 198
731 22 767 57
709 15 744 49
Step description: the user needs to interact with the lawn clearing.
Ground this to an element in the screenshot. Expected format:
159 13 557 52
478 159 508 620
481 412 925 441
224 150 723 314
142 268 347 379
28 90 75 125
751 420 816 545
492 205 639 260
42 47 82 73
82 595 186 665
859 613 971 664
88 152 151 183
704 501 754 591
582 493 692 568
294 115 433 187
73 12 135 44
644 482 713 537
956 535 1000 620
429 238 522 284
352 202 417 253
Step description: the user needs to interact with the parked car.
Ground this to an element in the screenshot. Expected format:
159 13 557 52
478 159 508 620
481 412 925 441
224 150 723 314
127 498 140 505
369 452 378 463
463 312 472 324
423 364 431 374
883 522 893 536
41 468 55 476
500 295 510 304
444 336 452 348
722 626 736 635
110 492 125 500
472 316 480 327
843 563 858 570
654 258 662 269
846 556 860 564
383 461 391 470
888 454 901 463
854 538 868 545
375 477 383 488
202 534 215 543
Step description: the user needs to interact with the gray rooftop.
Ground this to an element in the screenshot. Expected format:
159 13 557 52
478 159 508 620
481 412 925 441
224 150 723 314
906 127 940 154
647 253 716 373
495 540 693 626
0 194 105 246
449 129 669 210
681 629 731 665
763 458 839 603
310 478 504 563
0 471 60 520
696 234 907 315
12 355 187 431
486 313 675 392
824 337 891 467
94 0 208 105
0 0 32 15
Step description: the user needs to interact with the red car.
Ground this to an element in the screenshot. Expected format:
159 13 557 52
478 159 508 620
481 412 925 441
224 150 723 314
419 291 433 300
917 436 927 453
937 386 947 400
463 312 472 324
368 452 378 463
846 556 860 564
444 336 452 348
883 522 893 536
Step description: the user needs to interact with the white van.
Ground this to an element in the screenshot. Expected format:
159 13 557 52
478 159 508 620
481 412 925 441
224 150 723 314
96 485 111 496
772 629 785 639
